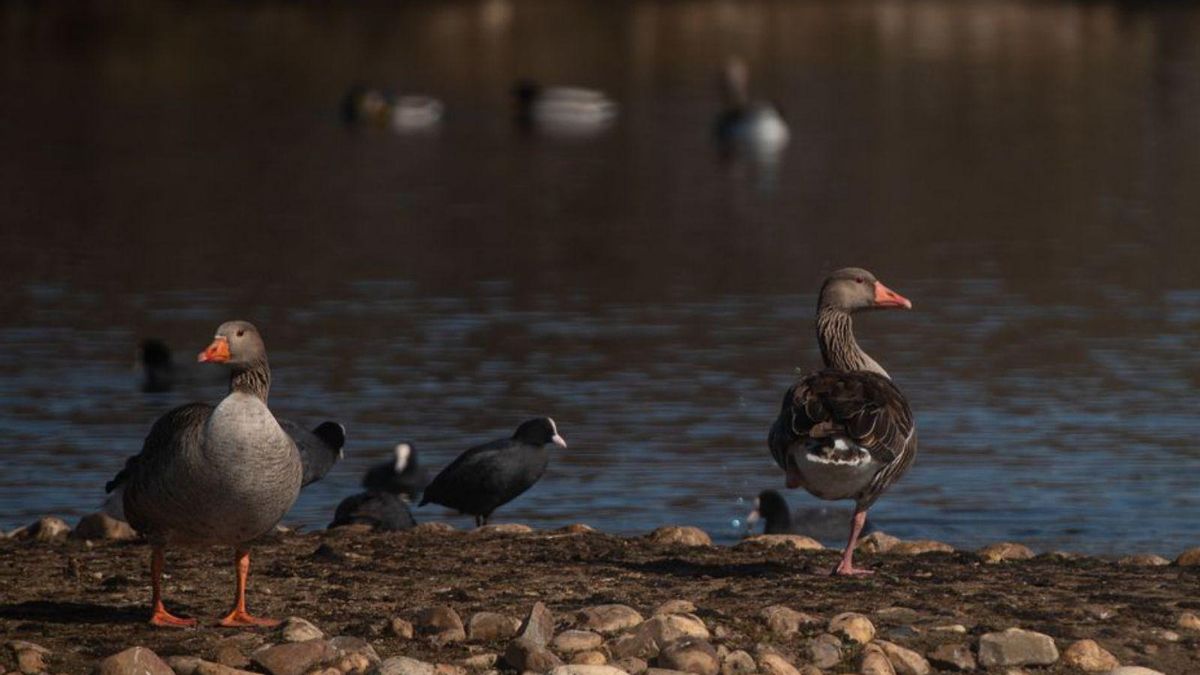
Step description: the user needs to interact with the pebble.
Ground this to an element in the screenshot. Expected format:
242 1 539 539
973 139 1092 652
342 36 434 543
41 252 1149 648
1061 639 1119 672
740 534 824 551
977 628 1059 667
828 612 875 644
873 607 921 623
719 650 755 675
415 606 467 645
251 640 336 675
213 643 251 669
1174 547 1200 566
637 613 711 644
504 637 563 672
19 516 70 542
755 653 801 675
875 640 930 675
856 531 900 553
890 540 954 555
329 636 379 665
569 651 607 666
653 600 697 616
1178 612 1200 630
761 605 820 637
434 664 466 675
471 523 533 535
389 618 415 639
928 643 975 672
648 526 712 547
614 656 649 674
7 641 50 675
559 523 596 534
376 657 436 675
806 633 842 669
549 667 627 675
655 638 718 675
607 631 660 661
1108 668 1166 675
460 653 497 670
1116 554 1170 567
977 542 1034 563
552 631 604 654
280 617 325 643
859 645 897 675
929 624 967 634
467 612 522 642
645 669 691 675
517 602 556 647
166 657 256 675
1148 628 1179 643
578 604 645 635
411 522 456 534
73 512 137 541
95 647 173 675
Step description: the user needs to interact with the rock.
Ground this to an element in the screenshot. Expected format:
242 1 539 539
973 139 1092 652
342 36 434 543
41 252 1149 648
856 531 900 553
164 657 255 675
73 513 137 541
828 612 875 644
461 653 497 670
472 523 533 535
873 607 921 623
518 601 556 647
1178 612 1200 630
1108 668 1166 675
21 516 70 542
1116 554 1170 567
212 643 250 669
928 643 975 671
415 606 467 645
329 636 380 665
875 640 930 675
550 667 626 675
756 653 800 675
570 651 608 666
467 612 522 642
560 523 596 534
656 638 718 675
412 522 456 534
977 542 1034 563
95 647 174 675
375 657 436 675
251 640 336 675
281 617 325 643
645 670 691 675
740 534 824 551
648 526 712 547
1149 628 1180 642
608 632 660 661
434 665 466 675
578 605 645 635
8 640 50 675
1174 547 1200 566
929 624 968 634
614 657 649 674
390 618 415 639
504 637 563 672
336 653 374 674
806 634 842 669
653 600 697 616
860 645 897 675
761 605 820 637
1061 639 1118 672
890 540 954 555
977 628 1059 667
553 630 604 654
719 650 755 675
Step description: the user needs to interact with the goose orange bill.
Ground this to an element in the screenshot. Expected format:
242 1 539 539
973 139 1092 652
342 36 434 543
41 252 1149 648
873 281 913 309
198 337 230 363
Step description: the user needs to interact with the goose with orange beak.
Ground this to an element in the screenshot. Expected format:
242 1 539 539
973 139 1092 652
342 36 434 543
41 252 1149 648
768 268 917 576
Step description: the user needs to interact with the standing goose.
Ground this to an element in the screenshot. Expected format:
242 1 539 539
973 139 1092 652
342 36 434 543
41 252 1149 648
104 321 303 627
768 268 916 576
419 418 566 526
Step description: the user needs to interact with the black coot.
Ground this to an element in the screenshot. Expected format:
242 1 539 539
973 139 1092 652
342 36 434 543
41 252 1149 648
330 491 416 531
362 442 429 500
279 420 345 488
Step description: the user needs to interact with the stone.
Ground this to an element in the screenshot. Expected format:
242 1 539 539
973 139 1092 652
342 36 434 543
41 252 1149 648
875 640 929 675
165 657 256 675
16 649 46 674
890 540 954 555
467 612 522 642
608 632 660 661
1116 554 1170 567
390 618 415 639
856 532 900 554
1108 668 1166 675
412 522 456 534
329 636 379 664
806 634 842 669
1061 639 1118 672
472 523 533 535
761 605 819 637
645 670 690 675
281 616 325 643
73 513 137 541
518 601 556 647
415 606 467 645
95 647 174 675
23 516 70 542
251 640 336 675
719 650 755 675
1149 628 1180 642
504 637 563 672
639 614 711 643
930 624 968 634
461 653 497 670
828 612 875 644
654 600 697 616
977 628 1059 667
977 542 1034 563
1174 547 1200 566
375 657 436 675
553 630 604 653
656 638 718 675
859 646 897 675
648 526 712 547
928 643 975 671
336 653 374 674
549 667 626 675
560 523 596 534
434 665 466 675
212 643 250 669
873 607 921 623
614 657 649 674
578 605 645 635
740 534 823 551
1178 612 1200 630
570 651 608 666
756 653 800 675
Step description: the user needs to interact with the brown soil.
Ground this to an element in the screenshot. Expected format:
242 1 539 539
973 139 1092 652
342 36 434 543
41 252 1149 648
0 526 1196 674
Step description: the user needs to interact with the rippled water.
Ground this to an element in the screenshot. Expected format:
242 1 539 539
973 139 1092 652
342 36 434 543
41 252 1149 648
2 0 1200 554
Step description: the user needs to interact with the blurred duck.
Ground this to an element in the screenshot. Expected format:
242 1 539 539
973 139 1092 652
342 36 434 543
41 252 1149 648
330 491 416 531
715 58 789 157
341 85 444 132
362 442 428 501
514 79 617 134
138 338 174 393
746 490 874 543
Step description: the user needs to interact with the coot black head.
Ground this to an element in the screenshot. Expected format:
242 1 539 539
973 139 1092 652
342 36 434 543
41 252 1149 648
513 417 567 448
139 338 174 393
748 489 793 534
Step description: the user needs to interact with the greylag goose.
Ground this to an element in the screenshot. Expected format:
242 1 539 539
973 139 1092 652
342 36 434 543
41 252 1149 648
715 58 789 157
745 489 874 542
419 418 566 526
330 491 416 531
280 420 345 487
513 80 617 134
362 442 428 500
138 338 174 393
104 321 303 627
767 268 916 576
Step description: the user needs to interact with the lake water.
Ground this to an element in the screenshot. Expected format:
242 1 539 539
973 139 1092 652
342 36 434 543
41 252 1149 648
2 0 1199 555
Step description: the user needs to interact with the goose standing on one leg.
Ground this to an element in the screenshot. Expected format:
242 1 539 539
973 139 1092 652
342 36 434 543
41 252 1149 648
104 321 303 627
768 268 916 576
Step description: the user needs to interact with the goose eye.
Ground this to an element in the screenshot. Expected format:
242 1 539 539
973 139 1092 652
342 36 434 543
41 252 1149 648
236 329 245 337
855 277 865 284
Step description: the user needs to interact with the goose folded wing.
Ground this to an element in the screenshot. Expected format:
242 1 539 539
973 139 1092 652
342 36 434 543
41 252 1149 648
781 370 913 464
106 403 213 493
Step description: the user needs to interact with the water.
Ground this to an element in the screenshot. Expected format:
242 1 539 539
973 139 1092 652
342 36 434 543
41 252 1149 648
2 0 1200 555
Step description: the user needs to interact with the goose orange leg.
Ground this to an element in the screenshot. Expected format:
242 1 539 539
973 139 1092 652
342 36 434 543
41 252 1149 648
217 548 278 627
833 508 874 576
149 546 197 627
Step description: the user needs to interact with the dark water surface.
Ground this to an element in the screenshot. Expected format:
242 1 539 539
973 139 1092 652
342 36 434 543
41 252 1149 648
3 0 1200 554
